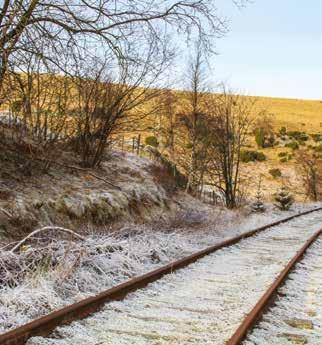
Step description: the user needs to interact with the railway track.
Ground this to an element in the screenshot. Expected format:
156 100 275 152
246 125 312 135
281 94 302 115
1 207 322 345
233 233 322 345
227 228 322 345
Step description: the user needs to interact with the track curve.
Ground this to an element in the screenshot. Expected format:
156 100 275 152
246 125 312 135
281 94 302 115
227 228 322 345
1 207 322 345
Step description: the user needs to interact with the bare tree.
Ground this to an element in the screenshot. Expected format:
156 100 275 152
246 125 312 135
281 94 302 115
177 44 209 193
297 150 322 201
8 51 71 141
207 89 254 208
158 88 178 159
0 0 249 97
71 51 165 168
254 110 275 148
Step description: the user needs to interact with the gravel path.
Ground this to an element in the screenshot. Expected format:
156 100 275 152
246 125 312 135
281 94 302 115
27 211 322 345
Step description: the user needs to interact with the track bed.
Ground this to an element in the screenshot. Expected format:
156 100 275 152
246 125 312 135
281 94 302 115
24 211 322 345
243 237 322 345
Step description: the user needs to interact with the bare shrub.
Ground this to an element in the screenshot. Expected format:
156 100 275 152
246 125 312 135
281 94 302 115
296 150 322 201
166 209 208 229
206 89 255 209
0 53 74 172
157 89 178 159
177 43 209 194
150 164 178 195
70 55 164 167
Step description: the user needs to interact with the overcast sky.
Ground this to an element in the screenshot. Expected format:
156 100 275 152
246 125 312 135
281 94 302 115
209 0 322 100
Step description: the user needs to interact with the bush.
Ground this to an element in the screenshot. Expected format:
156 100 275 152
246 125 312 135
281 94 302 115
279 152 292 163
269 168 282 178
315 144 322 152
145 136 159 147
274 187 294 211
150 164 177 195
266 135 276 147
240 150 266 163
251 178 265 213
286 131 309 141
279 126 287 135
285 141 299 150
256 152 267 161
146 146 187 190
255 128 265 148
311 133 322 142
254 127 275 148
286 130 301 138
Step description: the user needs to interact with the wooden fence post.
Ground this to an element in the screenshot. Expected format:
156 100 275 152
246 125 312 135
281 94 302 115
121 136 124 152
212 191 216 205
137 134 141 156
132 137 135 153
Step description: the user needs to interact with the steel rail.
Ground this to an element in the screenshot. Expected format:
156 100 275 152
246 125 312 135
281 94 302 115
1 207 321 345
226 227 322 345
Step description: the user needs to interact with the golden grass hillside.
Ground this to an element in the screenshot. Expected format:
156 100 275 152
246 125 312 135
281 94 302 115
1 77 321 201
164 93 322 200
2 73 321 134
250 96 322 132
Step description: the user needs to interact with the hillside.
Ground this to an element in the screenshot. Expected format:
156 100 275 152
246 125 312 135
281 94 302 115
135 92 322 200
1 88 321 202
251 96 322 132
230 96 322 200
0 148 184 240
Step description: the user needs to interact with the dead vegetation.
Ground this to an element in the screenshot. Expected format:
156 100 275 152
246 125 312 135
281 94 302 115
2 200 318 333
0 149 178 240
296 150 322 201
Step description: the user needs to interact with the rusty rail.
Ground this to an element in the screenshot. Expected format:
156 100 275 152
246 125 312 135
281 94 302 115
226 227 322 345
1 207 321 345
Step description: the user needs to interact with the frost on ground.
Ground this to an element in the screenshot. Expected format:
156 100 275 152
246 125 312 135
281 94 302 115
243 237 322 345
0 151 183 237
0 202 321 334
26 211 322 345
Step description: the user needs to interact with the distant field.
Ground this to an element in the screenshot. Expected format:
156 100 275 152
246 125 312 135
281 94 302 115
2 79 322 133
172 92 322 133
250 96 322 132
